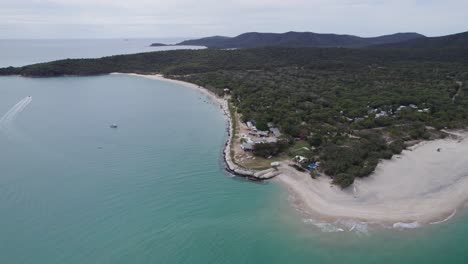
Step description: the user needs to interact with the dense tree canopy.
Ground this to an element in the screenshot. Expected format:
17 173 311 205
1 46 467 188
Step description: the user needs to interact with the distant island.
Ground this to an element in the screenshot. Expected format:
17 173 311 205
158 31 425 49
150 43 171 47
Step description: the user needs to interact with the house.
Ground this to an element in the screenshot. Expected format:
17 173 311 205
294 155 308 164
375 111 388 118
243 137 254 144
397 105 407 112
269 127 282 137
253 139 265 144
249 130 258 136
246 121 254 129
271 162 280 168
253 137 277 144
223 88 230 94
257 130 270 137
241 143 254 151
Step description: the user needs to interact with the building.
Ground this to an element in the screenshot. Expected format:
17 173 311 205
251 137 277 145
241 142 254 151
397 105 407 112
271 162 280 168
269 127 282 137
248 130 258 136
243 136 254 144
375 111 388 118
257 130 270 137
294 155 308 164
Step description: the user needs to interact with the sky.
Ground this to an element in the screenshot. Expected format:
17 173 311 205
0 0 467 39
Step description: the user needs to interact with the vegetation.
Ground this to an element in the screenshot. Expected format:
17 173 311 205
1 45 468 188
253 141 289 158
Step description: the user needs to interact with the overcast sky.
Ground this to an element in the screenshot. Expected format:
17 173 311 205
1 0 467 39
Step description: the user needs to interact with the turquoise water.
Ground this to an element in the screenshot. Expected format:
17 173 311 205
1 42 468 263
1 75 468 264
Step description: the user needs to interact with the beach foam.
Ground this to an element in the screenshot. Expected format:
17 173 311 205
393 222 421 229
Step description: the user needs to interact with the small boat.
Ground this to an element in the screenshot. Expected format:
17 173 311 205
110 124 118 128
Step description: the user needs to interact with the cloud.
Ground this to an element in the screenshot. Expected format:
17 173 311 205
0 0 466 38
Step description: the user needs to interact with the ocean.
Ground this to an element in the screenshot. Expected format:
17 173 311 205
0 39 467 264
0 38 204 67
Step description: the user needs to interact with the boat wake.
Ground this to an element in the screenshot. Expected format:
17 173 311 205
0 96 32 132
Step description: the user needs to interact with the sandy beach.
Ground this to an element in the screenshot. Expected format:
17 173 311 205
277 134 468 226
114 73 468 227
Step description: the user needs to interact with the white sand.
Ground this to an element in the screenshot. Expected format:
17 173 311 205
277 135 468 225
113 73 226 106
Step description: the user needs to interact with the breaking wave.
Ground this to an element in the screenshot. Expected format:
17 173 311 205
392 222 421 229
303 218 370 234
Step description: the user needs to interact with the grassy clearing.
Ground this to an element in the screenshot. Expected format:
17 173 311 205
288 141 313 158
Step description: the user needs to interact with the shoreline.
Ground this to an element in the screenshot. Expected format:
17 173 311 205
112 73 270 180
113 72 468 228
276 134 468 228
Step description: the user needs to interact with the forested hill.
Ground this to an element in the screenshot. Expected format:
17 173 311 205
374 31 468 49
1 47 467 77
175 32 425 48
1 46 468 188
